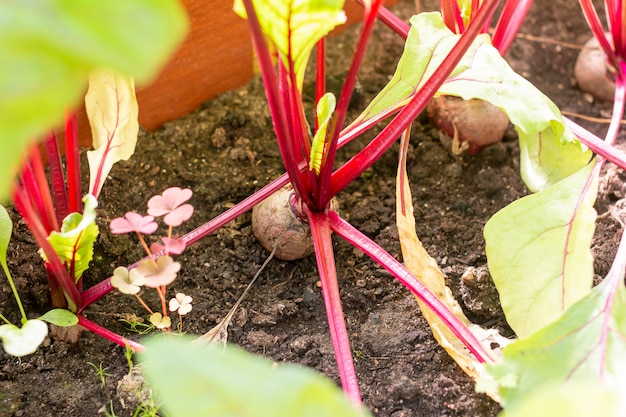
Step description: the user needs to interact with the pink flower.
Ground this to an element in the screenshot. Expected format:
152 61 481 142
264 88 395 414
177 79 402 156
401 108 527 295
150 237 187 255
147 187 194 227
110 212 158 235
111 266 145 295
136 255 180 288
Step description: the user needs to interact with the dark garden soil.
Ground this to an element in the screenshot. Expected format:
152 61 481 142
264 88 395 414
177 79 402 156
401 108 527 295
1 1 622 416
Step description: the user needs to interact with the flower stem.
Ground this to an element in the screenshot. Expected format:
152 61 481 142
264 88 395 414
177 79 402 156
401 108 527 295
0 312 13 325
134 294 154 315
157 286 168 318
0 260 28 324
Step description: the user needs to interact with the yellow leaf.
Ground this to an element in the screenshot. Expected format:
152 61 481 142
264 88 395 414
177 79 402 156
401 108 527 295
395 128 509 400
85 69 139 198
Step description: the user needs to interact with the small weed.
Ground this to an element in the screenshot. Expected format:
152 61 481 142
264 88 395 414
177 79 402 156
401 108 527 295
87 361 112 388
119 315 155 335
100 401 118 417
124 344 135 373
133 401 161 417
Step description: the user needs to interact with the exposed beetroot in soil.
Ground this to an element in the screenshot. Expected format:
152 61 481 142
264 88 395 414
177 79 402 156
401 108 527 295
426 96 510 155
574 35 616 102
252 185 315 261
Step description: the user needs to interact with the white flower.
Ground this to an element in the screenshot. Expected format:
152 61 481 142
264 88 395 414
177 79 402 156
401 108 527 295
169 293 193 315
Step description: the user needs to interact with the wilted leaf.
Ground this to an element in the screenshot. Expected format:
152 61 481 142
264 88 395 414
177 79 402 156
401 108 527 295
395 130 509 396
484 162 598 338
86 70 139 198
141 336 371 417
234 0 346 89
44 195 99 282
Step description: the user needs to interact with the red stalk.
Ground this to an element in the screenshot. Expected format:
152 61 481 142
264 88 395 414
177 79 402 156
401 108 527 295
362 0 409 39
306 208 362 407
605 0 623 56
328 210 494 363
329 0 501 198
579 0 620 70
27 144 59 233
17 169 48 233
491 0 534 55
441 0 467 33
12 187 81 311
44 132 70 225
566 119 626 170
316 0 383 210
77 315 144 352
284 59 316 199
65 112 82 213
241 0 313 207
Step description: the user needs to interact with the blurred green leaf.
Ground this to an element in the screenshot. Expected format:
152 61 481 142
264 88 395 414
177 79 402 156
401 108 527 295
140 336 371 417
499 381 626 417
0 0 188 201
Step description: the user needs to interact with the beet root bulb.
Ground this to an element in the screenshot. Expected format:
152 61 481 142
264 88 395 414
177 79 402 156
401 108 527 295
426 96 509 156
252 185 315 261
574 35 616 102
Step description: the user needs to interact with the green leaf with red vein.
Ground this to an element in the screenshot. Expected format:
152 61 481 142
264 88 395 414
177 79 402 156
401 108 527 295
353 12 590 191
484 162 598 338
234 0 346 89
43 195 99 282
485 244 626 411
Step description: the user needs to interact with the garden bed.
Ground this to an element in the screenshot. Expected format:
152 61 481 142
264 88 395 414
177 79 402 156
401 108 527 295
0 1 620 416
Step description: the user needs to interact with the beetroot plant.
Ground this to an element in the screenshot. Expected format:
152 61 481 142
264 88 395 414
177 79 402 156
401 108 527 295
368 0 533 155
